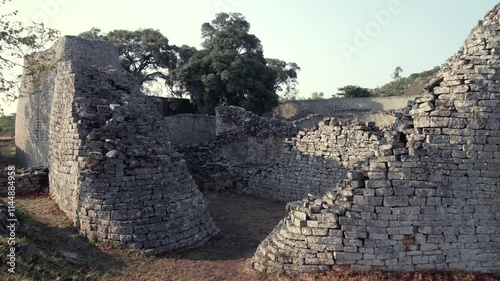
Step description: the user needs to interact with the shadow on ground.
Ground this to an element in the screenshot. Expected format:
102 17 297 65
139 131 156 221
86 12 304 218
161 192 287 261
0 194 127 280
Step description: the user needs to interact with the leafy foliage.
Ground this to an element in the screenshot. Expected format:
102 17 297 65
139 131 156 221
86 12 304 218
0 113 15 136
266 58 300 95
336 85 372 98
310 92 324 100
78 28 177 89
373 66 440 97
0 0 59 113
392 66 403 81
171 13 300 114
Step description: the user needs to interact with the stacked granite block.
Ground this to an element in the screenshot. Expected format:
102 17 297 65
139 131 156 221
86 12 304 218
18 36 219 254
252 3 500 274
0 167 48 195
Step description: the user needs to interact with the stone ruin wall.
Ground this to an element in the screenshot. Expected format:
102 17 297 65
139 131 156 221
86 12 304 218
11 3 500 274
181 107 388 202
250 5 500 274
292 110 401 131
178 4 500 274
177 106 298 192
17 36 219 254
0 167 48 196
161 114 215 146
273 96 416 121
248 119 384 202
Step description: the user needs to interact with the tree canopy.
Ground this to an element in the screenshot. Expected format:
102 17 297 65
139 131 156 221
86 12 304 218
0 113 15 136
170 12 300 114
310 92 324 100
336 85 372 98
79 13 300 114
0 0 59 113
78 28 177 93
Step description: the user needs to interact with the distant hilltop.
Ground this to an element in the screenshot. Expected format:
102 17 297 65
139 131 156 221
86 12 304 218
372 66 441 97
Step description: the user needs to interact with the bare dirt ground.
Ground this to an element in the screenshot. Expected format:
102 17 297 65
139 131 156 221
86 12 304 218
2 192 500 281
1 192 290 281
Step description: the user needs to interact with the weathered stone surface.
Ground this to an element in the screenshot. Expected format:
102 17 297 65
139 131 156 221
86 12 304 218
0 167 48 195
16 36 219 254
251 4 500 274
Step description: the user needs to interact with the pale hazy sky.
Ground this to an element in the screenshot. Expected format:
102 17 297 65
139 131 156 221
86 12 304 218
2 0 499 114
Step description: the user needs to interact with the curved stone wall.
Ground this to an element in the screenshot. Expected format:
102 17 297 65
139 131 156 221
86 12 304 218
18 36 219 254
252 4 500 274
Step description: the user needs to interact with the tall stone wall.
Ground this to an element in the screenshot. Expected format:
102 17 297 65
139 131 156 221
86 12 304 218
15 37 120 167
251 4 500 274
18 36 219 254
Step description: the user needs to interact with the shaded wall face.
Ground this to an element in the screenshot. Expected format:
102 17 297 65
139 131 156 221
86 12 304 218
247 120 384 202
19 36 220 254
15 66 55 167
161 114 216 146
48 61 80 222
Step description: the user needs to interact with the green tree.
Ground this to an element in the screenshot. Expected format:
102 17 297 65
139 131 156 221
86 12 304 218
171 12 299 114
266 58 301 96
336 85 372 98
0 113 15 136
78 28 177 88
392 66 403 81
0 0 59 113
310 92 324 100
78 27 103 41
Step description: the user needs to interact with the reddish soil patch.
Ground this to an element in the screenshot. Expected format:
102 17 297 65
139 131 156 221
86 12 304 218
4 192 289 281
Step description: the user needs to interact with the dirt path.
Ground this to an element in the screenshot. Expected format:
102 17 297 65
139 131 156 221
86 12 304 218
10 192 289 281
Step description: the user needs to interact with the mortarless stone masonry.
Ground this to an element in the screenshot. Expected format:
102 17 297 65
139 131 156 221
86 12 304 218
179 106 385 201
161 114 215 146
13 3 500 274
0 167 48 196
16 36 219 254
250 4 500 274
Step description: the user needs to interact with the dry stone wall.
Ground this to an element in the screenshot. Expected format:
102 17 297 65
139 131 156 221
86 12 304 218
178 106 298 192
161 114 215 146
251 5 500 274
273 96 416 121
18 36 219 254
249 119 384 202
180 107 383 202
0 167 48 196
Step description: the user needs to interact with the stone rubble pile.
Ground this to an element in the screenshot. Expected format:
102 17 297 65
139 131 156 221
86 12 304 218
0 167 48 196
